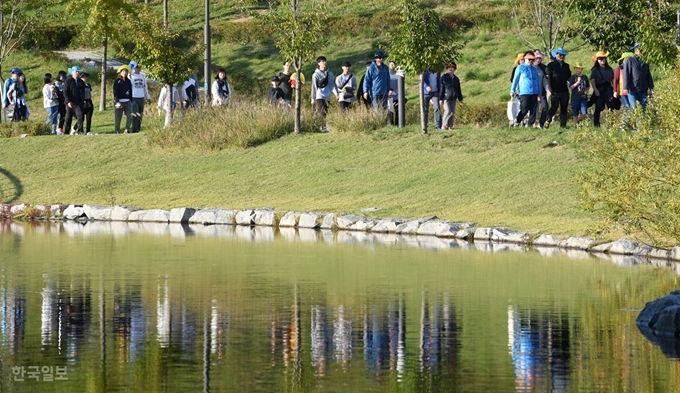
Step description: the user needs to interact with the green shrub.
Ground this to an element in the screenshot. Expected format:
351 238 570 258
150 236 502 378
457 102 506 128
575 60 680 245
24 23 78 50
0 121 51 138
145 99 316 151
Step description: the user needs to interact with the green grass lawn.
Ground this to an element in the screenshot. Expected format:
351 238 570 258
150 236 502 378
0 123 598 237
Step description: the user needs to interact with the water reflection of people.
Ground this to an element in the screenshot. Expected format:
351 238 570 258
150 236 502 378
311 304 331 376
508 305 570 392
334 305 352 370
1 284 26 354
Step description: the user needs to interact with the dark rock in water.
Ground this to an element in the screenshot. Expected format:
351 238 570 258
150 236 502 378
636 290 680 358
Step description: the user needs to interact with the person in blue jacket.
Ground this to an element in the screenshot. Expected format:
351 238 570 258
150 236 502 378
362 51 391 112
509 51 541 127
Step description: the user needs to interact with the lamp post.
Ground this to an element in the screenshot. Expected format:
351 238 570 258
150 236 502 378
204 0 212 105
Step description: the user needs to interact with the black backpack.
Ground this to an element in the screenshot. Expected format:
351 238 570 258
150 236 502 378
185 83 197 102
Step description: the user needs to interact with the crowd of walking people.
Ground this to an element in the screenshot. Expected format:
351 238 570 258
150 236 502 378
509 42 654 129
0 41 654 135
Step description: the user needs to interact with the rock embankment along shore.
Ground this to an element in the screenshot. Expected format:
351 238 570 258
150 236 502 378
2 203 678 262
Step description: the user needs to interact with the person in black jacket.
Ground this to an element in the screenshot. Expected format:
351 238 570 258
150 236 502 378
438 62 464 129
356 62 372 111
63 66 85 135
113 65 133 134
545 47 572 128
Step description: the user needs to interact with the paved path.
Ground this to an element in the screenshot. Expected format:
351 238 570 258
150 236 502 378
57 50 126 71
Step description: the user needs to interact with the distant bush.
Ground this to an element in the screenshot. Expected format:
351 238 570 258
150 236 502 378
145 99 316 151
24 23 78 50
575 60 680 245
0 121 51 138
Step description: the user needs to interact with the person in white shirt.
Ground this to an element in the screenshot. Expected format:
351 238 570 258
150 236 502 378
129 61 151 133
334 61 356 111
211 68 231 106
157 80 179 129
42 73 59 134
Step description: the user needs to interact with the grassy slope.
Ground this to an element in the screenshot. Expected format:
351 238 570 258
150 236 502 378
2 0 662 239
0 125 595 235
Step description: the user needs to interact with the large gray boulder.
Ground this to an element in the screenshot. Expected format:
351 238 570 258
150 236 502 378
63 205 85 220
235 209 256 225
336 215 361 230
637 291 680 357
111 206 136 221
320 213 336 229
298 212 324 228
190 209 219 224
396 216 437 235
84 205 112 221
372 218 408 233
170 207 197 223
279 211 301 227
254 209 277 226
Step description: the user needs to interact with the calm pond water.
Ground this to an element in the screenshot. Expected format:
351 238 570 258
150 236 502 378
0 220 679 393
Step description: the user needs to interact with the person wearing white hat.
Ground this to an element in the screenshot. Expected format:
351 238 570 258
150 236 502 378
63 66 85 134
129 61 150 132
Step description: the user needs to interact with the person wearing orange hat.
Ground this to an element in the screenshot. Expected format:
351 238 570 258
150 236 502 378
589 51 614 126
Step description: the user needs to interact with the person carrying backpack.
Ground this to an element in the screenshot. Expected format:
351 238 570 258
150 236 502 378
311 56 335 132
43 73 59 134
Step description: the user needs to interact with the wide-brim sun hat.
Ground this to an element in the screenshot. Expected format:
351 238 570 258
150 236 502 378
69 66 82 73
9 67 22 74
591 51 610 62
117 64 131 74
573 62 585 69
514 52 525 65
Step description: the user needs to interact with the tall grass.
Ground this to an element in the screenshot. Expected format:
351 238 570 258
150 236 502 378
145 98 317 150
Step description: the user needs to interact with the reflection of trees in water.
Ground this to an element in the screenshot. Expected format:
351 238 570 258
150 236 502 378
508 306 571 392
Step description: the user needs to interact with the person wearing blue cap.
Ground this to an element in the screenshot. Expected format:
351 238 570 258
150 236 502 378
545 47 571 128
2 68 22 119
363 51 391 117
129 61 151 133
622 42 654 111
63 66 85 134
7 72 28 121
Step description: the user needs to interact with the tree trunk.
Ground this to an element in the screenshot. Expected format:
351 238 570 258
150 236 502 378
100 39 108 111
163 0 169 29
419 74 426 132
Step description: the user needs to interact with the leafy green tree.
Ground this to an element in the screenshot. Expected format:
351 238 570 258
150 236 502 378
67 0 135 111
257 0 328 133
576 0 677 67
576 60 680 245
387 0 461 133
118 9 202 127
0 0 56 80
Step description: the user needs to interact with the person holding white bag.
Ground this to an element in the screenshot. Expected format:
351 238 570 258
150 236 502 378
509 51 541 128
